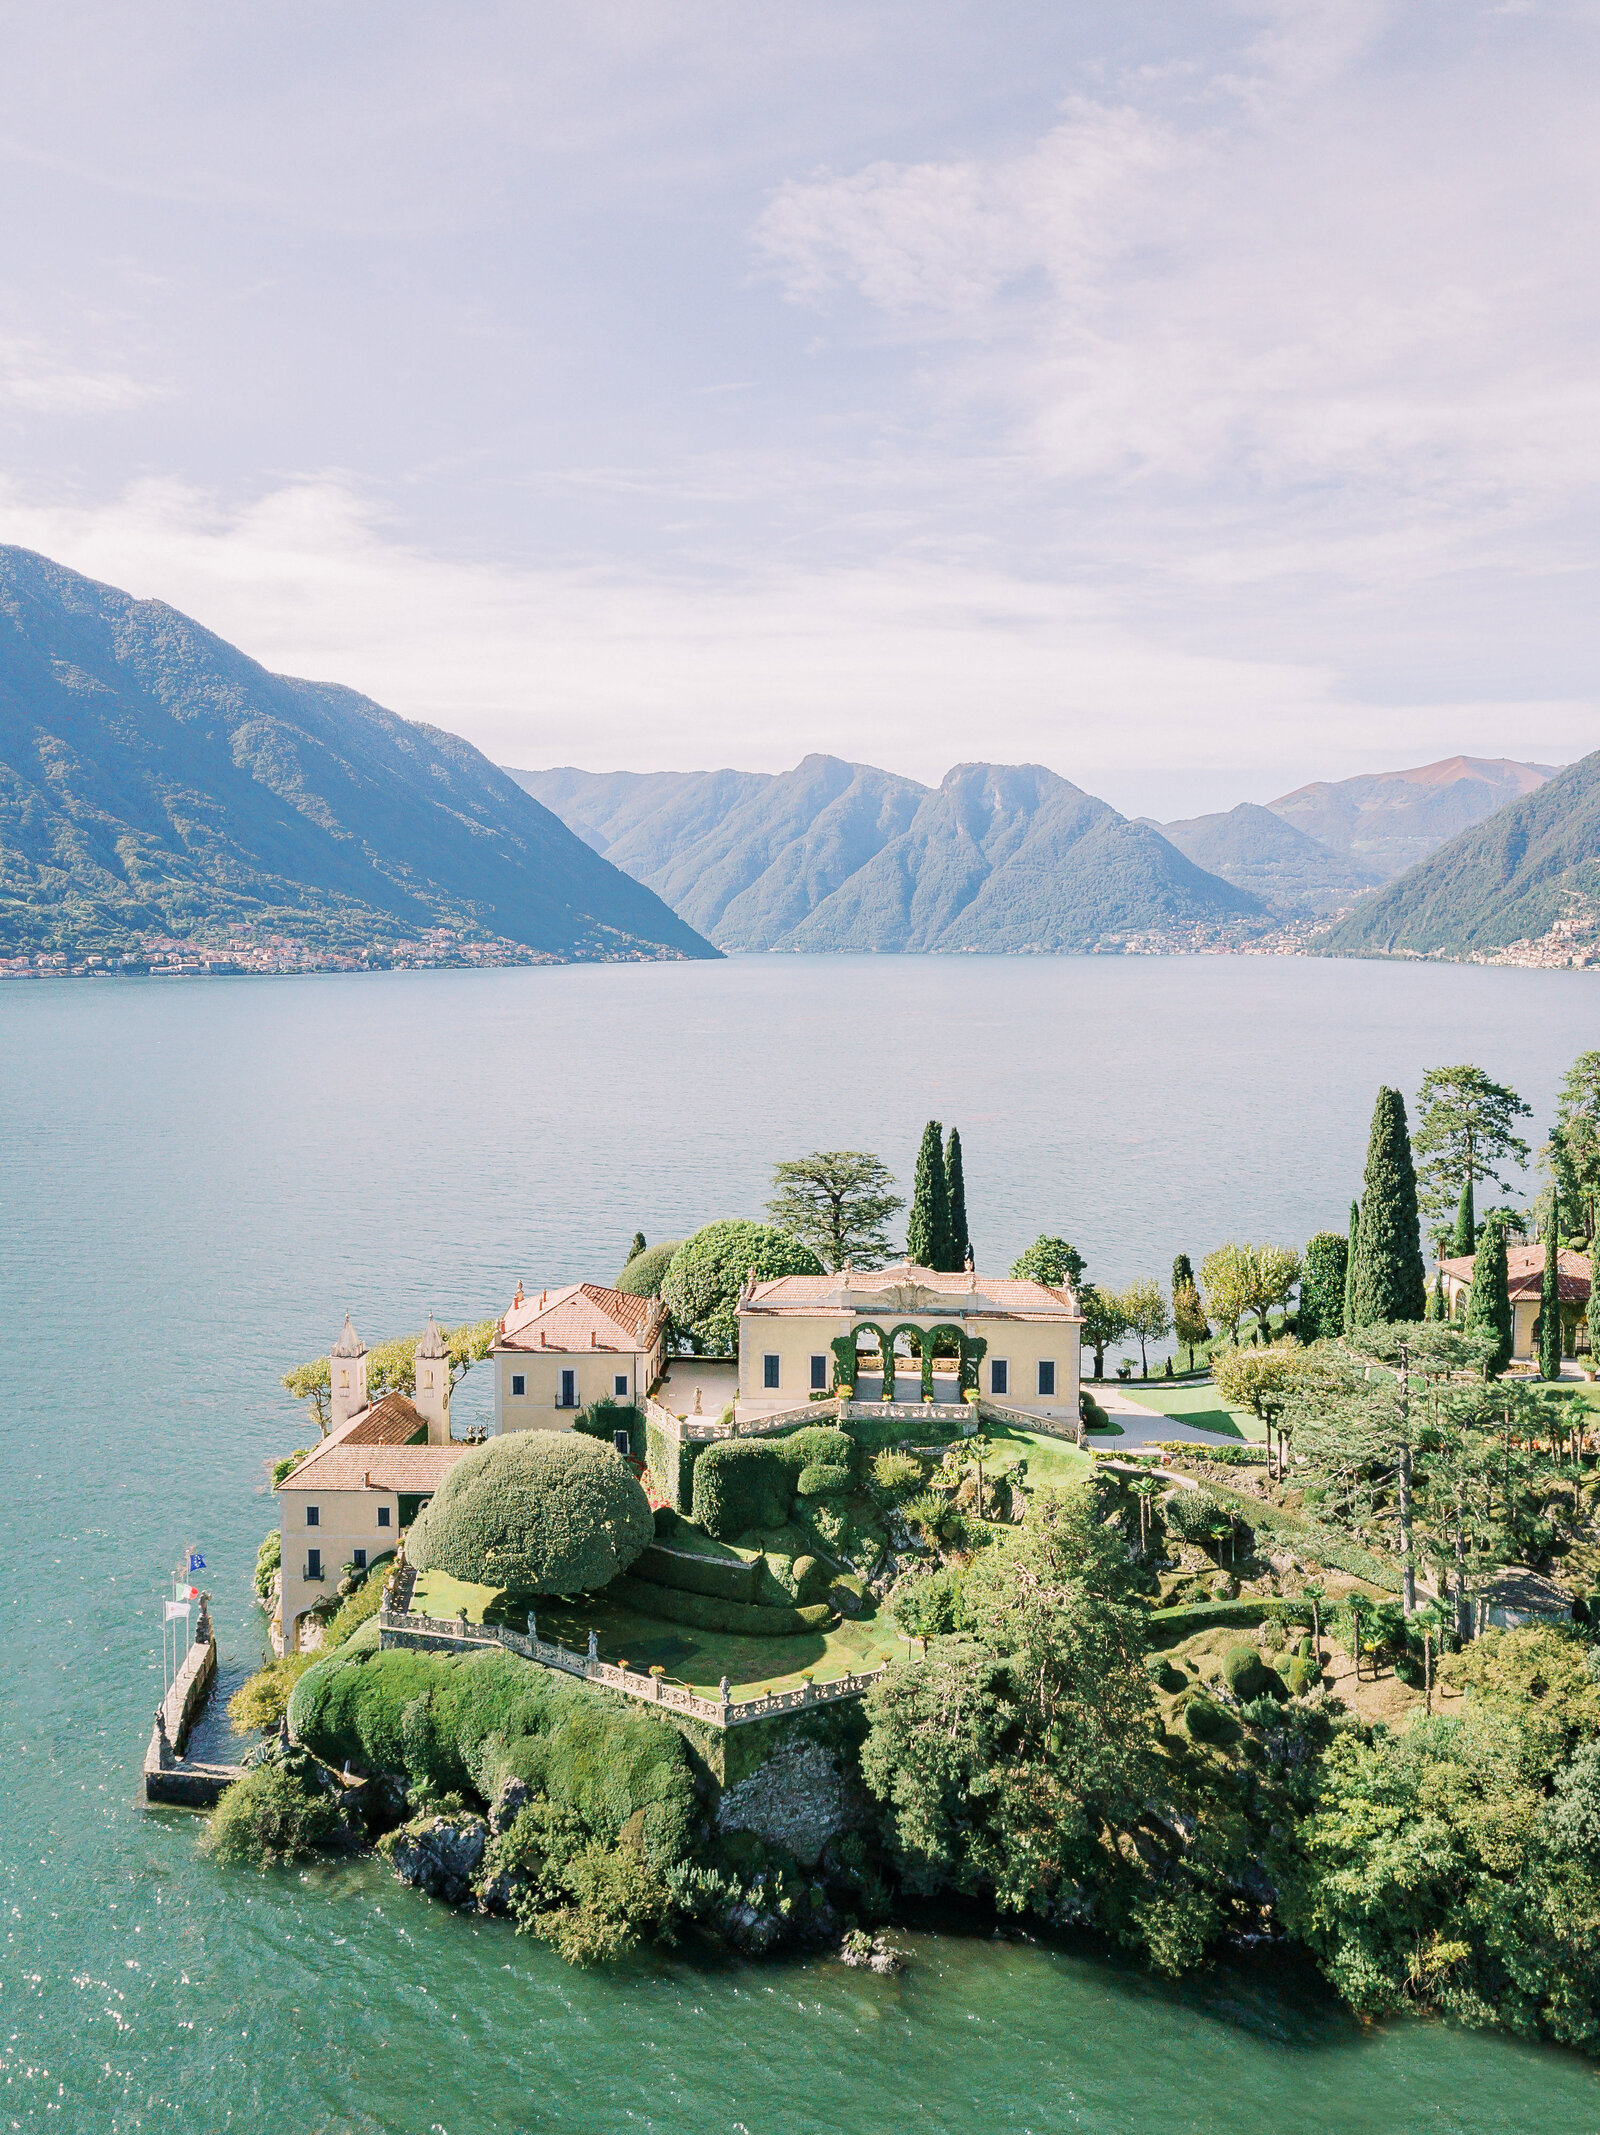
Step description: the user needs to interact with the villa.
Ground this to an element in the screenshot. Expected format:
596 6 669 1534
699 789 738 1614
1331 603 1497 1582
1438 1245 1592 1362
735 1259 1083 1424
491 1283 669 1430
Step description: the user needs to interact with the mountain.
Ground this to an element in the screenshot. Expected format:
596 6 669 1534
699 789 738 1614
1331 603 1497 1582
1317 747 1600 961
514 756 1265 952
0 547 715 963
1150 802 1381 915
1267 757 1558 879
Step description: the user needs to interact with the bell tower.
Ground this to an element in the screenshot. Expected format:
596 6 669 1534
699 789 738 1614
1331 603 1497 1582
413 1312 451 1445
330 1313 368 1428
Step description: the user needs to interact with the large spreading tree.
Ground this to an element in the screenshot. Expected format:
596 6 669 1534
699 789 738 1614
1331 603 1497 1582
1556 1050 1600 1243
1412 1064 1531 1231
1347 1087 1427 1328
1011 1236 1087 1288
663 1219 823 1352
766 1150 904 1271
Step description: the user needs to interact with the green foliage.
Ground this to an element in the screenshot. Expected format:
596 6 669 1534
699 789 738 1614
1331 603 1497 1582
319 1560 393 1648
892 1569 961 1643
1148 1599 1310 1642
625 1232 647 1266
944 1128 970 1268
663 1219 823 1353
1413 1063 1532 1223
409 1432 653 1594
765 1150 904 1272
1222 1644 1270 1698
1079 1284 1129 1377
871 1448 927 1500
253 1527 281 1599
290 1644 698 1869
573 1397 646 1460
1284 1655 1320 1696
1451 1174 1476 1258
906 1119 955 1270
1298 1232 1348 1344
607 1575 833 1636
365 1318 497 1400
1540 1201 1563 1380
615 1239 680 1297
281 1358 331 1436
1343 1198 1359 1334
228 1653 314 1733
1115 1277 1170 1374
1164 1489 1231 1547
1464 1214 1514 1372
1557 1050 1600 1242
690 1426 854 1537
1348 1086 1427 1326
1010 1236 1088 1288
529 1831 678 1966
630 1542 758 1603
200 1761 338 1866
1182 1697 1238 1746
271 1449 310 1487
797 1460 852 1498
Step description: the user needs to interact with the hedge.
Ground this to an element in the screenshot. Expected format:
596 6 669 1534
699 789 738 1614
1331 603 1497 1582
409 1432 654 1593
573 1398 646 1461
630 1542 758 1604
646 1415 697 1512
289 1644 696 1865
1177 1471 1404 1595
607 1574 834 1637
690 1426 856 1538
1148 1598 1312 1643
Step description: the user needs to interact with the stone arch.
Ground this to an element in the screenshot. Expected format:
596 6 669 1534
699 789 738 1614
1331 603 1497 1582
840 1320 891 1396
885 1322 927 1404
918 1322 970 1402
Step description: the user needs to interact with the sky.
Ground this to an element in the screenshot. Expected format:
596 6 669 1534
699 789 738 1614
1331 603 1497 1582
0 0 1595 817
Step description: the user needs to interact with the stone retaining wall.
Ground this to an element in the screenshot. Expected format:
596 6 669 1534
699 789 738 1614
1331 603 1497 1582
143 1621 245 1808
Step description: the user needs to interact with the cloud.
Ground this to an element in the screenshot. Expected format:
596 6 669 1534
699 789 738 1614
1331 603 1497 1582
0 331 155 413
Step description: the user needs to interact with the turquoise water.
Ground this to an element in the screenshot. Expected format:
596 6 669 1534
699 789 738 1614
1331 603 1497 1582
4 953 1600 2133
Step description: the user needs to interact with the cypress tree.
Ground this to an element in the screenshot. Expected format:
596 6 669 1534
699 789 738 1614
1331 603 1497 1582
1464 1215 1513 1374
1347 1087 1428 1327
906 1121 950 1270
1450 1176 1475 1259
1343 1200 1360 1334
1587 1243 1600 1367
1299 1231 1348 1342
944 1127 970 1271
1539 1193 1562 1380
1424 1269 1445 1321
1172 1252 1195 1300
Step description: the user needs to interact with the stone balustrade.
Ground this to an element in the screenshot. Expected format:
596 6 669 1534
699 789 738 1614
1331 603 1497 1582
377 1605 886 1729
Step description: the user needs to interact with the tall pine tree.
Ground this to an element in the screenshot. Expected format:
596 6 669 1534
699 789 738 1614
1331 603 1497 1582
944 1127 970 1270
1299 1231 1348 1341
1464 1214 1513 1373
1539 1192 1563 1379
1450 1175 1475 1258
906 1120 951 1270
1347 1087 1427 1327
1172 1252 1195 1300
1342 1200 1360 1334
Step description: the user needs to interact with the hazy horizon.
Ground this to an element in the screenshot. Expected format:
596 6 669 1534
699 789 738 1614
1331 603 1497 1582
0 4 1595 819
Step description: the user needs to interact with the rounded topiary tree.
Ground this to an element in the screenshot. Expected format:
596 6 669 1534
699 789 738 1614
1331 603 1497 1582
408 1432 653 1595
663 1219 823 1354
615 1239 681 1299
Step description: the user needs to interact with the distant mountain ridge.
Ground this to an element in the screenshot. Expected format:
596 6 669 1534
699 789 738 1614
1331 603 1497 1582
1317 747 1600 961
1265 756 1557 877
511 756 1265 953
1149 802 1382 916
0 547 714 963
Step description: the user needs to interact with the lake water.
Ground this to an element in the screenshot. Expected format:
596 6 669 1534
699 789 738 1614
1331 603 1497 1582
4 952 1600 2134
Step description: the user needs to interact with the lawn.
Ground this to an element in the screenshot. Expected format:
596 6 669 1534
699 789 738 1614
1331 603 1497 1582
410 1567 899 1697
1111 1384 1265 1441
983 1425 1097 1487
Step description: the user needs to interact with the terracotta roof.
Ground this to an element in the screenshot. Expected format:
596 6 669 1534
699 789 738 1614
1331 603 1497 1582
340 1393 431 1445
278 1436 472 1494
743 1260 1081 1321
496 1282 665 1354
1440 1246 1590 1304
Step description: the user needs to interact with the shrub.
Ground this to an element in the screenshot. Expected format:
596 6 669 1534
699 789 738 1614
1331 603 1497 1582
662 1221 822 1353
319 1557 394 1649
630 1542 758 1603
409 1433 653 1594
1165 1490 1229 1546
573 1398 646 1461
797 1461 852 1498
271 1449 310 1488
1182 1697 1239 1746
1285 1655 1321 1696
693 1441 795 1537
228 1653 314 1733
253 1528 281 1599
1143 1653 1185 1692
607 1575 833 1636
199 1761 338 1866
1148 1598 1309 1644
1223 1644 1270 1698
614 1240 681 1299
789 1554 829 1604
872 1449 926 1499
290 1645 698 1866
892 1569 960 1643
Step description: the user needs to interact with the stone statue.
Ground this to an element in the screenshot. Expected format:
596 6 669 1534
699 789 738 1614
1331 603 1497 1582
693 1388 702 1415
718 1675 730 1704
587 1628 599 1663
526 1610 537 1644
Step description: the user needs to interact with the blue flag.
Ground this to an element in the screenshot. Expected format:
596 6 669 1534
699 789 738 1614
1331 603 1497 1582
186 1551 206 1574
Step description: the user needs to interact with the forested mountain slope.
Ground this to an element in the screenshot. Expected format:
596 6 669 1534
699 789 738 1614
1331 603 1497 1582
1153 802 1380 915
1267 756 1557 878
1317 748 1600 959
0 548 714 962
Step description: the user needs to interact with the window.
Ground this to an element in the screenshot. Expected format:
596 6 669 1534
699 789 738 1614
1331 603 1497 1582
1038 1359 1056 1397
614 1373 629 1399
763 1354 781 1390
352 1548 367 1571
559 1368 577 1408
990 1359 1009 1396
810 1354 827 1390
510 1373 526 1397
306 1548 323 1581
377 1505 392 1528
305 1505 320 1527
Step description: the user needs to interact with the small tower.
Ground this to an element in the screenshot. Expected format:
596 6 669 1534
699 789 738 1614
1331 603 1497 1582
330 1313 368 1428
413 1312 451 1445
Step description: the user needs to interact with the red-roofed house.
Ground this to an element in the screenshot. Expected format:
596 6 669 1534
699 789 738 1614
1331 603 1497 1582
1439 1245 1591 1363
492 1283 669 1431
737 1260 1083 1421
